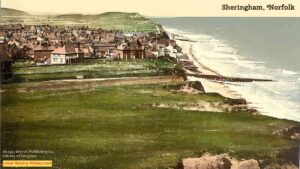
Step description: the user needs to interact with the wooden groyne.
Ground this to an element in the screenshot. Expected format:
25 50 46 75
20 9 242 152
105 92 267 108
177 59 274 83
187 73 274 83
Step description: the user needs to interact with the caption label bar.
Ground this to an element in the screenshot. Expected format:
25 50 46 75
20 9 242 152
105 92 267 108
2 160 52 167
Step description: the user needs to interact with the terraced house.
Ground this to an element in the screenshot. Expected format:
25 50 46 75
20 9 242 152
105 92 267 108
117 41 145 59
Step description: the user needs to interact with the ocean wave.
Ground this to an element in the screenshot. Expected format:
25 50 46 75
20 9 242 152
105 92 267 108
280 69 298 75
165 27 300 122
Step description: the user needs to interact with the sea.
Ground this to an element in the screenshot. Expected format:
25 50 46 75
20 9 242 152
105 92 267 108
152 17 300 122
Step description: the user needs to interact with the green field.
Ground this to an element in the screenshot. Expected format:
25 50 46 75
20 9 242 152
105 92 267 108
1 82 298 169
5 59 176 83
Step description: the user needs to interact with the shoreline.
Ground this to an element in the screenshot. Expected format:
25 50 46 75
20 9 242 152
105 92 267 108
169 30 300 122
176 40 242 99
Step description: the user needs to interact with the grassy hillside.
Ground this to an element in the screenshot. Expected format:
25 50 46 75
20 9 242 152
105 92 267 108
55 12 157 32
1 58 298 168
0 9 157 32
56 12 140 21
1 82 298 169
0 8 29 16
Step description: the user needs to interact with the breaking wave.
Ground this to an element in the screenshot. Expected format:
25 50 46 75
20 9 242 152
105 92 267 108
166 27 300 122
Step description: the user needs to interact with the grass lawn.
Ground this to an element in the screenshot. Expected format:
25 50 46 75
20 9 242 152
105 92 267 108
6 59 176 83
1 83 298 169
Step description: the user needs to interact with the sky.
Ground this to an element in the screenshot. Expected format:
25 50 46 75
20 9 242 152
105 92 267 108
1 0 300 17
1 0 215 16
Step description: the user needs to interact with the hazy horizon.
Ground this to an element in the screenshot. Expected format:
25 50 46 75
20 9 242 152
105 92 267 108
0 0 216 17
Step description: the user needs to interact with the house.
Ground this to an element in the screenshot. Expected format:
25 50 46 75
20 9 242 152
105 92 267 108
51 44 84 64
0 37 5 43
22 44 35 59
101 33 116 43
80 47 93 58
0 24 173 62
160 45 178 58
7 41 28 60
117 42 145 59
34 45 55 64
91 42 117 57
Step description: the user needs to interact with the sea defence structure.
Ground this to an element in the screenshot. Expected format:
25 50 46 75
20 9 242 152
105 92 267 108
177 58 274 83
187 73 274 83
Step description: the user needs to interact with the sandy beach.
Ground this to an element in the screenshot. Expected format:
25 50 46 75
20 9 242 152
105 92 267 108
177 40 242 99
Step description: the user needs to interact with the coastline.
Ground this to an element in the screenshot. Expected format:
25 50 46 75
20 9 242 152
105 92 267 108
176 40 242 99
166 29 300 169
157 21 300 123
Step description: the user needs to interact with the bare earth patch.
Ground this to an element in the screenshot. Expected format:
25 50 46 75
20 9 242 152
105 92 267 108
179 154 298 169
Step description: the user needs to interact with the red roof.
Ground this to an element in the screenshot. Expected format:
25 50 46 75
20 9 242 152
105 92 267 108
34 45 55 51
51 45 83 55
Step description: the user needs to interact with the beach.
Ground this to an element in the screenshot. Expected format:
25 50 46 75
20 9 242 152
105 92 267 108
154 18 300 122
177 40 242 99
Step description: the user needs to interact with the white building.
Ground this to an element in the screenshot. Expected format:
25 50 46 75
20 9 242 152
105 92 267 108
51 45 84 64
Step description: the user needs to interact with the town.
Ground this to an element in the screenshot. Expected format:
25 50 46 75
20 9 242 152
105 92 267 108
0 24 182 80
1 5 299 168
